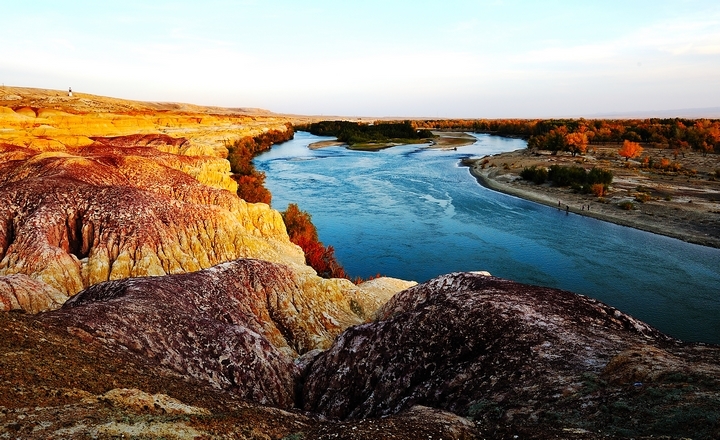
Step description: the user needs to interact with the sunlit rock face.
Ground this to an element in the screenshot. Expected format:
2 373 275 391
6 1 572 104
0 273 66 313
0 86 295 158
39 258 400 408
301 272 678 420
0 142 305 310
87 135 239 192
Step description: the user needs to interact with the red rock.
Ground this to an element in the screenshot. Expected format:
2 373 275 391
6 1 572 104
301 272 706 423
39 258 378 407
0 143 303 308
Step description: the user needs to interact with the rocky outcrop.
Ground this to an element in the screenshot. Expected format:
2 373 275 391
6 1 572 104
0 142 308 309
38 258 404 408
302 272 720 437
95 388 211 416
80 139 240 192
0 88 321 314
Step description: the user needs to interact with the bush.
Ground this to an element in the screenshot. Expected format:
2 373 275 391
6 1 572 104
548 165 588 186
588 167 613 185
619 201 635 210
546 165 613 189
282 204 347 279
233 172 271 204
520 166 548 184
635 193 651 203
590 183 606 197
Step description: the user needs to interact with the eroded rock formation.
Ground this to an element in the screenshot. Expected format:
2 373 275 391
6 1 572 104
0 141 308 310
302 272 720 437
38 259 408 408
0 274 66 313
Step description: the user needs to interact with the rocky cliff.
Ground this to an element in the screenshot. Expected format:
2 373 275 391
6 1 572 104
0 86 293 157
0 141 305 309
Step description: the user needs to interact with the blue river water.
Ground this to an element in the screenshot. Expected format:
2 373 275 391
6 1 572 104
254 131 720 344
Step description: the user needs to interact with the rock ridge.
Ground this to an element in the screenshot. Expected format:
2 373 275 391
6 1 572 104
301 272 720 437
38 258 407 408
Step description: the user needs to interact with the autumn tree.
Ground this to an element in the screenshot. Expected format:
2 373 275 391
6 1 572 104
281 203 347 279
233 173 271 205
618 140 643 161
565 132 588 156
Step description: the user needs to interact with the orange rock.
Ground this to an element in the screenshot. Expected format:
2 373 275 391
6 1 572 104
0 143 303 303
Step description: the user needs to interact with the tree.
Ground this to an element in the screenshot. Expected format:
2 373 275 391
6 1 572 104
618 140 643 161
281 204 347 279
565 132 588 156
545 127 568 153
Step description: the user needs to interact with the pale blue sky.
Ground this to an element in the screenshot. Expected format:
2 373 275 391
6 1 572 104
2 0 719 117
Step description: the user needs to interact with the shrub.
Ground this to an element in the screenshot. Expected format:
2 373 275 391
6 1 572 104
520 166 548 184
619 201 634 210
587 168 613 185
590 183 606 197
635 193 651 203
548 165 587 186
545 165 613 189
282 204 347 279
233 172 271 204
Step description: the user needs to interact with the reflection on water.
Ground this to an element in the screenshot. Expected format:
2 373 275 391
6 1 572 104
254 131 720 343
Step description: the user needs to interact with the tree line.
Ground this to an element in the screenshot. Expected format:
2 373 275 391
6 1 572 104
296 120 433 145
411 118 720 156
227 125 295 205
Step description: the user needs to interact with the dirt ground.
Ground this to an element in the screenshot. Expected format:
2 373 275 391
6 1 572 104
467 144 720 248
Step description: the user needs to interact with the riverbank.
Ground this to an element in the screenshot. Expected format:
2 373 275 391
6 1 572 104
465 146 720 248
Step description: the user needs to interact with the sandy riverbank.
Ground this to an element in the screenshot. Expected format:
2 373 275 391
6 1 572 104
308 131 478 151
308 140 346 150
428 131 478 149
465 147 720 249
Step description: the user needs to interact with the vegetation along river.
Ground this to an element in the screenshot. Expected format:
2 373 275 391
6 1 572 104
254 131 720 344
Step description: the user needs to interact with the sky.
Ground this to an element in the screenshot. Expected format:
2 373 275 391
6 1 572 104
1 0 720 118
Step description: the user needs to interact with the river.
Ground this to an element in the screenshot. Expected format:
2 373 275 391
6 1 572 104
254 131 720 344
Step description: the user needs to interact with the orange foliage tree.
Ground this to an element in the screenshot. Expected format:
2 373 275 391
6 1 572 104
565 132 588 156
282 203 347 279
618 140 643 161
